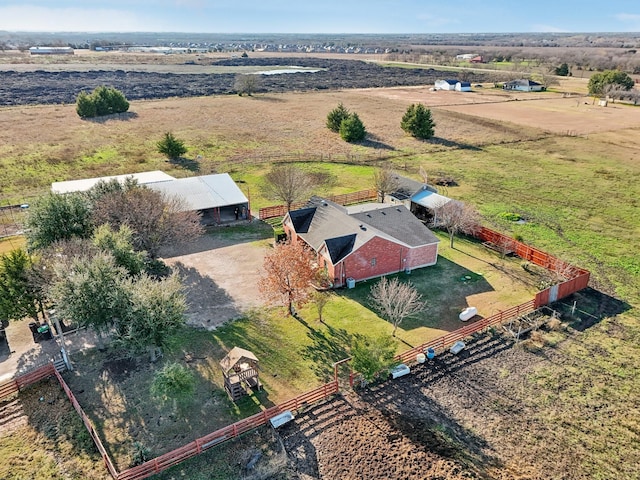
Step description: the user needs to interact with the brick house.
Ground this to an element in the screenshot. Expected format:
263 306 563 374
283 198 439 287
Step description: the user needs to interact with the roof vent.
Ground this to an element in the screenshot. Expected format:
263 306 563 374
381 211 386 215
396 208 401 212
322 202 328 207
366 213 371 217
359 224 366 231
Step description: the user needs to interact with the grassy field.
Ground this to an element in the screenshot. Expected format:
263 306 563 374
1 68 639 478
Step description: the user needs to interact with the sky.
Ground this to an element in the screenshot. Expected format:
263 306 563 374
0 0 639 34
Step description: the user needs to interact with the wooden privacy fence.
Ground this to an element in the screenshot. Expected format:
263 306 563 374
477 226 590 308
259 189 377 220
116 380 339 480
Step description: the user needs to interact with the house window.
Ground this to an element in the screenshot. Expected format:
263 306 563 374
370 258 377 267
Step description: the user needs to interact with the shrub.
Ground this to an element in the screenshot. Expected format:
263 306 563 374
75 86 129 118
151 362 196 404
339 113 366 142
130 442 151 467
498 212 522 222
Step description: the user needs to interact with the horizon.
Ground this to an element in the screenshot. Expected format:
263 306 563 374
0 1 639 35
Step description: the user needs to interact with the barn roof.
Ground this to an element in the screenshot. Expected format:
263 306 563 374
147 173 248 211
51 171 175 194
219 347 258 373
504 79 542 87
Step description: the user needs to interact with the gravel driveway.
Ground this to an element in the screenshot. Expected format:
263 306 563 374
161 222 273 330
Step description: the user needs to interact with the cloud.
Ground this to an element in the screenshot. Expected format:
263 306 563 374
0 5 164 32
613 13 640 23
531 24 569 33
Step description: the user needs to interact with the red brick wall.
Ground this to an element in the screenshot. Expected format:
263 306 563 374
286 219 438 286
337 236 406 285
405 243 438 270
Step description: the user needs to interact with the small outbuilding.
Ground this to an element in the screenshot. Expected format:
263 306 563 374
435 79 458 91
455 81 472 92
147 173 249 225
220 347 261 401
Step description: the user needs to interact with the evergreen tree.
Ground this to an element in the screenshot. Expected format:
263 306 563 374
401 103 435 139
76 91 97 118
339 113 366 142
26 193 93 251
555 63 570 76
157 132 188 160
75 86 129 118
326 103 350 132
588 70 634 95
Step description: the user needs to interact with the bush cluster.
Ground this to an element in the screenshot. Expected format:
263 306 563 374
401 103 435 140
326 103 367 142
76 86 129 118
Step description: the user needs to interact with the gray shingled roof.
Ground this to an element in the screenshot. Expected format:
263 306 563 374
286 200 439 263
389 174 430 200
351 205 439 247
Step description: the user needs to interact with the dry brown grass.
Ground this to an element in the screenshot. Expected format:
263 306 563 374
0 86 551 203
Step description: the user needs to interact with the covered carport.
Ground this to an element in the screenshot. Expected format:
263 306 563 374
410 189 452 226
148 173 250 225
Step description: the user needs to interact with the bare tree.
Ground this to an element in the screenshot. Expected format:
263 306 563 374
419 166 429 185
262 165 317 212
312 290 331 323
234 74 261 96
369 277 425 336
373 168 400 203
92 186 203 258
435 200 481 248
258 241 319 316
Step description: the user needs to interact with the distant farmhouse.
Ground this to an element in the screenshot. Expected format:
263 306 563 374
51 171 248 225
29 46 74 55
284 197 439 288
503 79 545 92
